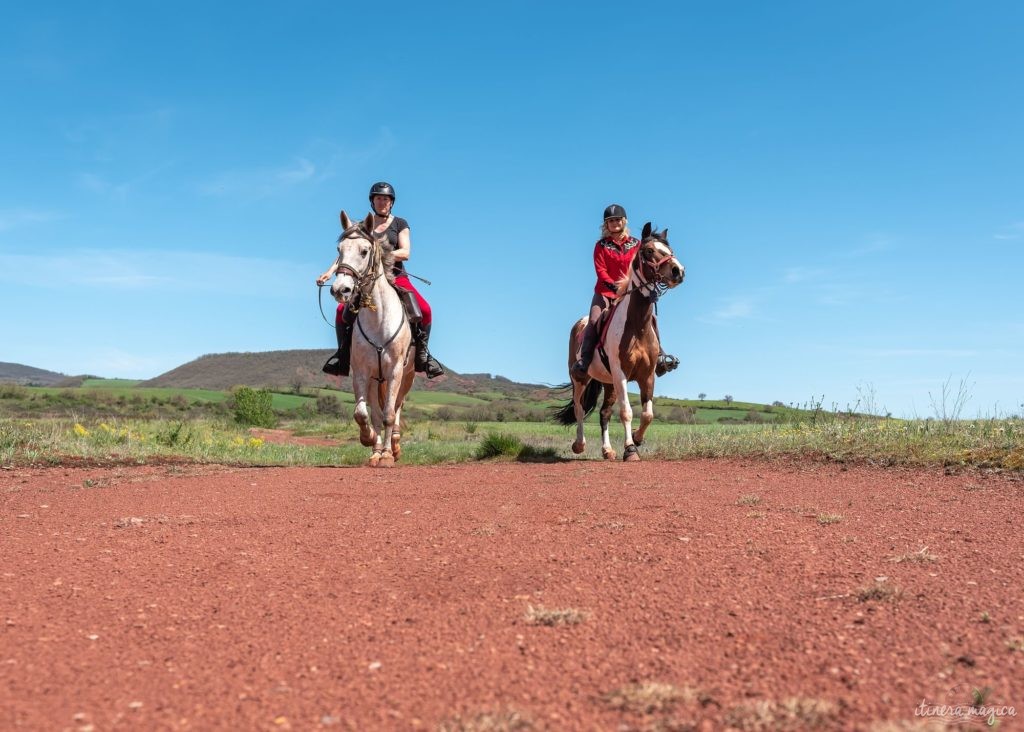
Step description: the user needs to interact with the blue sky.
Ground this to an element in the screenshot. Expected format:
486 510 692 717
1 1 1022 417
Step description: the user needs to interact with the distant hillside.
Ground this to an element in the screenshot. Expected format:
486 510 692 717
0 362 73 386
139 350 560 399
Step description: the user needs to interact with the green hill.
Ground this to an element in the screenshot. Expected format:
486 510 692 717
139 349 561 400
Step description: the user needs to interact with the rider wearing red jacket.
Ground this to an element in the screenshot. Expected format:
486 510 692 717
572 204 679 377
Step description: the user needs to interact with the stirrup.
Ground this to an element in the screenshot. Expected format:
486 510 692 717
423 356 444 379
655 353 679 377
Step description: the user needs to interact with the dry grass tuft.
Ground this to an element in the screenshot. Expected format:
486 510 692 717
601 681 692 715
857 578 902 603
816 513 843 525
889 546 938 563
438 707 533 732
736 494 762 506
524 605 587 627
724 697 838 730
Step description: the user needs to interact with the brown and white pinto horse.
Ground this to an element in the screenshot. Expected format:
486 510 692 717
329 211 416 467
553 223 685 461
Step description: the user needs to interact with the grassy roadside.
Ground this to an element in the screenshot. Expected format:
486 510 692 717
2 415 1022 471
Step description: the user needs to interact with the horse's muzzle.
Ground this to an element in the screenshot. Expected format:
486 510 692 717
670 265 685 285
331 282 354 304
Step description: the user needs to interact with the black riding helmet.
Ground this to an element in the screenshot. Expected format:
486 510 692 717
603 204 627 220
369 181 396 202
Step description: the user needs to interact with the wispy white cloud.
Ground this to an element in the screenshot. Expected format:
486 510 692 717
855 348 978 359
0 249 309 296
197 128 398 201
197 157 319 199
77 348 174 379
705 297 755 321
0 208 63 232
62 107 176 164
782 266 829 284
842 234 894 258
75 162 174 203
994 222 1024 240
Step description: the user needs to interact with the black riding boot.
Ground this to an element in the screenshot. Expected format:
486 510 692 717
322 320 354 377
413 323 444 379
571 322 599 378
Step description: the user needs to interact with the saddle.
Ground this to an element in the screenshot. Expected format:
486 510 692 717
393 285 422 323
575 301 623 371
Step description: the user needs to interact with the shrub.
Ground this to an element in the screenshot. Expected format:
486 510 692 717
231 387 276 428
665 406 696 424
475 432 522 459
316 394 343 416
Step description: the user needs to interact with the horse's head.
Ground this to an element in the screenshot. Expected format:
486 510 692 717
330 210 381 305
638 222 685 289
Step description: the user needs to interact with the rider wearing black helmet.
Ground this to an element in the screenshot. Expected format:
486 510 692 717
319 181 444 379
571 204 679 378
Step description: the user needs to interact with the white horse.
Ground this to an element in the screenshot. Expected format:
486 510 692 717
330 211 415 467
553 223 685 461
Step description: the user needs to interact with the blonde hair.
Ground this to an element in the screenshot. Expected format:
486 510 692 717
600 217 631 240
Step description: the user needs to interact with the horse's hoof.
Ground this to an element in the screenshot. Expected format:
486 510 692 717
631 431 643 447
602 448 616 460
360 431 377 448
623 445 641 462
571 441 586 455
391 434 401 460
367 453 381 467
377 451 395 468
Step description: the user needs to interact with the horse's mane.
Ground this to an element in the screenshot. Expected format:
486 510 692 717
379 243 397 286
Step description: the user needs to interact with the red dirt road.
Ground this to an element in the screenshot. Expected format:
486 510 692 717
2 460 1022 731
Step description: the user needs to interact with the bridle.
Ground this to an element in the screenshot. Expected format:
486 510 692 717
316 224 384 328
333 223 384 303
626 238 678 302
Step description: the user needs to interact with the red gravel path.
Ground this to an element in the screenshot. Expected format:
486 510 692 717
2 460 1022 731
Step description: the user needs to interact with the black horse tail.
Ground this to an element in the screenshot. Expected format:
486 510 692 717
551 380 602 426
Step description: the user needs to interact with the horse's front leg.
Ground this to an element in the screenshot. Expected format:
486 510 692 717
375 375 402 468
366 378 387 467
599 384 616 460
613 371 640 462
390 403 403 461
351 374 376 449
632 375 656 448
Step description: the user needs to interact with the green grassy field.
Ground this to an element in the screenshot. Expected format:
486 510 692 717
2 380 1021 470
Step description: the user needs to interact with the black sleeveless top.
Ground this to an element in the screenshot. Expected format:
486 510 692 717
380 216 409 274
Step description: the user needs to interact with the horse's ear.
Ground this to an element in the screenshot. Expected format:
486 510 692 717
661 228 669 241
340 210 351 229
362 212 374 231
642 222 652 240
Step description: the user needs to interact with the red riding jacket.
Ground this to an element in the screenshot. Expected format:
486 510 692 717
592 236 639 297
